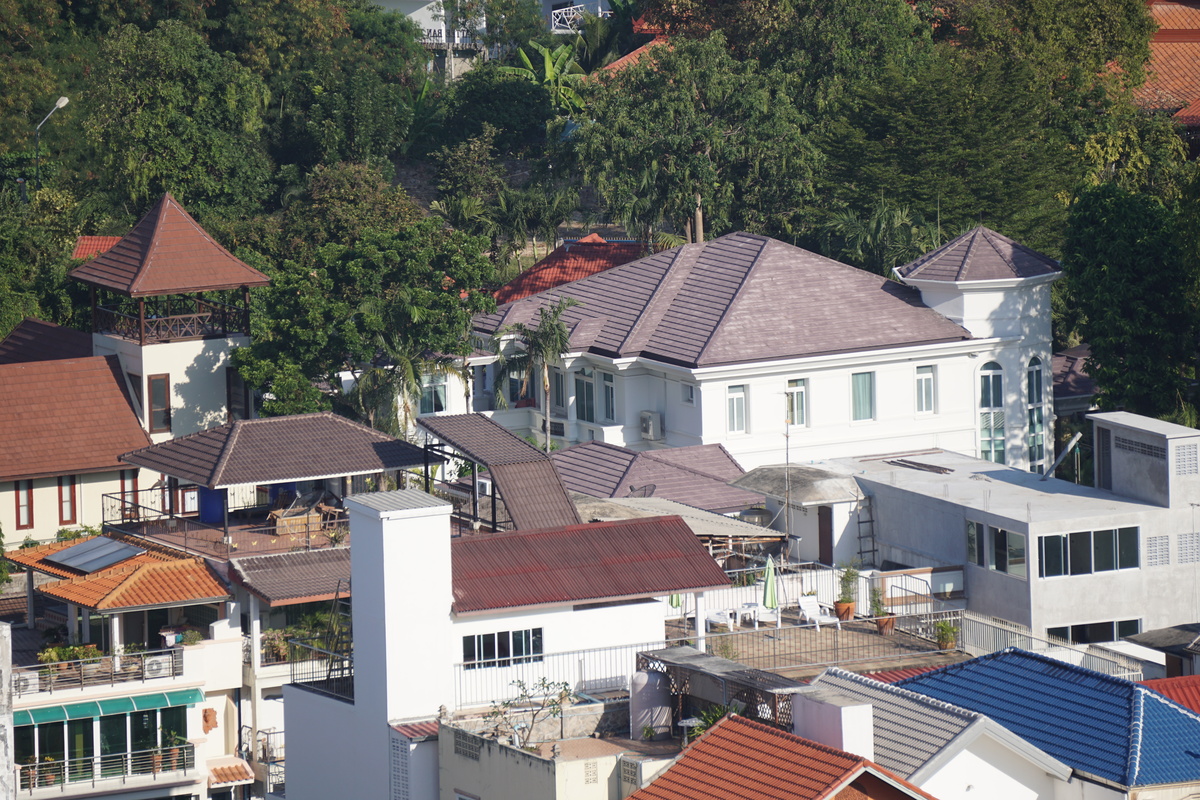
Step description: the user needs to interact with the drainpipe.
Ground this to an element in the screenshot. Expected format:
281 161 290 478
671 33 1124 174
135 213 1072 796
694 591 707 652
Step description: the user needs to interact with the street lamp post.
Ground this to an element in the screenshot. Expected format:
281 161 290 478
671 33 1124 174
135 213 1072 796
34 96 69 192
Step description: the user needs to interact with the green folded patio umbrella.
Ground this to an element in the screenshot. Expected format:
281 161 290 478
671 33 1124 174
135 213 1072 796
763 556 780 627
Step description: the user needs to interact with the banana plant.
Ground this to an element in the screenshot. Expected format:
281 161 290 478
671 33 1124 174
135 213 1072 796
499 41 586 116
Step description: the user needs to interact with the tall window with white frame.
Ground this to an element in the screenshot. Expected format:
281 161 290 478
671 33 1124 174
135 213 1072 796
979 362 1005 463
727 385 747 433
786 378 807 426
1027 357 1046 473
851 372 875 421
601 372 616 422
575 368 596 423
419 373 447 415
916 366 936 414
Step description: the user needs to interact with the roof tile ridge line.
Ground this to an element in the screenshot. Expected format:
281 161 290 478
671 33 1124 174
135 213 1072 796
129 195 173 295
608 446 643 496
983 227 1060 271
211 419 245 487
693 234 773 366
101 560 162 608
1139 683 1200 724
112 530 195 561
616 242 703 356
820 667 981 721
956 227 981 282
637 448 749 487
898 229 963 277
978 228 1022 276
1127 685 1145 786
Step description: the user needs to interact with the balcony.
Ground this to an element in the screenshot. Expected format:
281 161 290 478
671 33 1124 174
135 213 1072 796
102 488 349 560
550 2 610 32
93 297 249 345
16 743 197 798
12 649 183 698
287 639 354 703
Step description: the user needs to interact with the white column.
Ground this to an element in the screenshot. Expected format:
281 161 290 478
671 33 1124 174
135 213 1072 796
249 594 262 670
67 604 78 645
694 591 707 652
110 616 122 671
25 575 35 630
82 610 91 644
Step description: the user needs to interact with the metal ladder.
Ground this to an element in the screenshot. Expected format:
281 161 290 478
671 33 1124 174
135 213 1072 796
324 578 352 680
856 496 879 567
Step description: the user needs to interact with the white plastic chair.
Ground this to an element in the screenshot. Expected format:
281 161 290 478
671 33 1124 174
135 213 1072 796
798 596 841 631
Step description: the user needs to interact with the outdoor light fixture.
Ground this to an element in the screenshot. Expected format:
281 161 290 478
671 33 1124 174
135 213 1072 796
34 95 69 191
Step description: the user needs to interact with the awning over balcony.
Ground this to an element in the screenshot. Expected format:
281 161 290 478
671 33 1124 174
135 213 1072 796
15 688 205 725
208 756 255 788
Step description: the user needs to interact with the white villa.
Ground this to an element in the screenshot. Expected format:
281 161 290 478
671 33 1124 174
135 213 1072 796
469 228 1060 473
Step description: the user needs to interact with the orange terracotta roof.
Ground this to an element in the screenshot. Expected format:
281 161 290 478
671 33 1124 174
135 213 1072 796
494 234 647 304
208 757 255 787
597 39 665 76
71 236 121 260
39 557 228 611
1151 1 1200 34
1138 2 1200 110
1143 675 1200 713
6 533 190 578
629 715 937 800
0 356 151 481
1176 95 1200 123
69 193 271 298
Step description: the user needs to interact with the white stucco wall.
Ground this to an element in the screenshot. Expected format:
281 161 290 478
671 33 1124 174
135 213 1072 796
0 470 121 544
284 686 371 800
918 733 1064 800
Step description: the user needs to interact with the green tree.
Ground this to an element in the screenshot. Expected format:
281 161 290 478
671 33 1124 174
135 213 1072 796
1061 183 1199 416
822 198 938 277
445 63 554 153
497 297 579 451
575 35 820 240
499 41 586 115
84 20 272 215
483 0 546 57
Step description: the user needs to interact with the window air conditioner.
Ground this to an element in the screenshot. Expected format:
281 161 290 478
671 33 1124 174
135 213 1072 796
144 655 173 679
640 410 663 441
12 672 39 695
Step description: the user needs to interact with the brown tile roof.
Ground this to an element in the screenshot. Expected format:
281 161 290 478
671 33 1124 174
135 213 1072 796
418 413 581 528
451 515 729 613
9 533 228 611
1053 344 1096 401
231 548 351 607
121 412 432 488
475 233 972 368
1175 95 1200 123
629 715 937 800
895 226 1060 283
71 236 121 260
0 356 151 481
595 41 661 76
551 442 760 513
1143 675 1200 713
0 318 92 364
495 234 647 304
69 193 270 298
208 758 255 787
391 721 440 741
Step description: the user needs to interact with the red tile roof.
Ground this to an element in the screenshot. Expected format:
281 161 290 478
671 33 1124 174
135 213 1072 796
0 318 92 364
494 234 647 304
596 40 666 77
391 721 440 741
451 515 729 614
208 758 255 787
71 236 122 260
6 533 187 579
0 356 151 481
858 666 941 683
1143 675 1200 713
1138 2 1200 113
629 715 937 800
69 193 270 297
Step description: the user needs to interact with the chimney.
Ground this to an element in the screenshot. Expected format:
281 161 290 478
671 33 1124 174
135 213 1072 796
790 688 874 761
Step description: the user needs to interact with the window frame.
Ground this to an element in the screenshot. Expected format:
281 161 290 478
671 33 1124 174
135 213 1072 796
990 526 1027 579
1038 527 1140 578
226 366 250 422
58 475 77 526
419 372 447 416
1027 357 1046 473
851 372 875 422
462 628 543 669
15 479 33 530
979 362 1005 463
916 365 936 414
147 374 171 433
601 372 615 422
575 368 596 423
551 368 566 412
681 383 696 406
727 385 747 434
786 378 807 427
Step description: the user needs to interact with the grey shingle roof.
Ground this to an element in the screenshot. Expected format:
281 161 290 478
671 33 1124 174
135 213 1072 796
475 232 972 368
231 548 351 606
346 489 451 514
810 667 978 778
895 226 1059 283
121 412 433 488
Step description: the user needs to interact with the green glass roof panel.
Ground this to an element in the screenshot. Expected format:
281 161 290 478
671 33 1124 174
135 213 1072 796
13 711 31 726
132 693 169 711
166 689 205 707
65 701 101 720
29 706 67 724
98 697 135 715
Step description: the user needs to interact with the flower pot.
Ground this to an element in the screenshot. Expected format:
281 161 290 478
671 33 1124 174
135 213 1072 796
834 601 855 621
875 615 896 636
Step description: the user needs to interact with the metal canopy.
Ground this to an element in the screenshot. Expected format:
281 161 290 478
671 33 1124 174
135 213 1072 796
44 537 145 573
14 689 204 727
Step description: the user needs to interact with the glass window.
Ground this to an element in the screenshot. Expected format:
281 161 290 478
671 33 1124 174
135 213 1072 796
1037 528 1140 577
148 374 171 433
602 373 615 421
991 527 1026 578
552 369 566 409
967 521 986 567
1039 534 1066 577
1069 531 1093 575
420 373 447 415
681 384 696 405
727 385 747 433
916 366 935 413
980 362 1004 463
786 379 806 426
851 372 875 421
576 371 596 423
1118 527 1139 569
59 475 76 525
227 367 250 421
463 628 543 669
980 362 1003 409
1093 529 1117 572
15 479 33 529
1027 358 1046 473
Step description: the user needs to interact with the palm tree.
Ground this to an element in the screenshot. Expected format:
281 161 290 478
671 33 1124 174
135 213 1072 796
348 333 466 438
497 297 580 452
823 198 939 277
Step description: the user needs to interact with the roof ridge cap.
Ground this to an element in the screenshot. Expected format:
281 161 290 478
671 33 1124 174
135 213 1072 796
211 419 244 487
821 667 981 720
956 227 981 282
617 243 703 355
638 448 741 484
693 234 771 366
92 560 152 608
1127 685 1145 785
128 195 174 295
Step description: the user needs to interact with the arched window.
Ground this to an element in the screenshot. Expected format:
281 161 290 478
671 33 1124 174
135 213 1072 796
980 362 1005 463
1027 357 1046 473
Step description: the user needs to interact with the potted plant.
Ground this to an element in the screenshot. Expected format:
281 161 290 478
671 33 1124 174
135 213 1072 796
934 620 959 650
835 563 859 621
870 588 895 635
161 729 185 770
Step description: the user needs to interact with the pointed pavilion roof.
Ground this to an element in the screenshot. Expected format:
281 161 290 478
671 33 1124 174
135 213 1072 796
895 226 1059 283
69 193 270 298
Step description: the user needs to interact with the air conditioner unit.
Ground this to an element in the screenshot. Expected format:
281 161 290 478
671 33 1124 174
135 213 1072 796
144 655 173 679
640 410 663 441
12 672 39 695
476 478 492 497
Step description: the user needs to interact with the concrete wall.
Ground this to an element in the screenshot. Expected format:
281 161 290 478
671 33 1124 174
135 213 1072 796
918 733 1062 800
439 731 557 800
0 470 121 545
283 687 369 800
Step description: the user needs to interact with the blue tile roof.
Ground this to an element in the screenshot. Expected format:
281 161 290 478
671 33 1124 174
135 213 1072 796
896 648 1200 787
